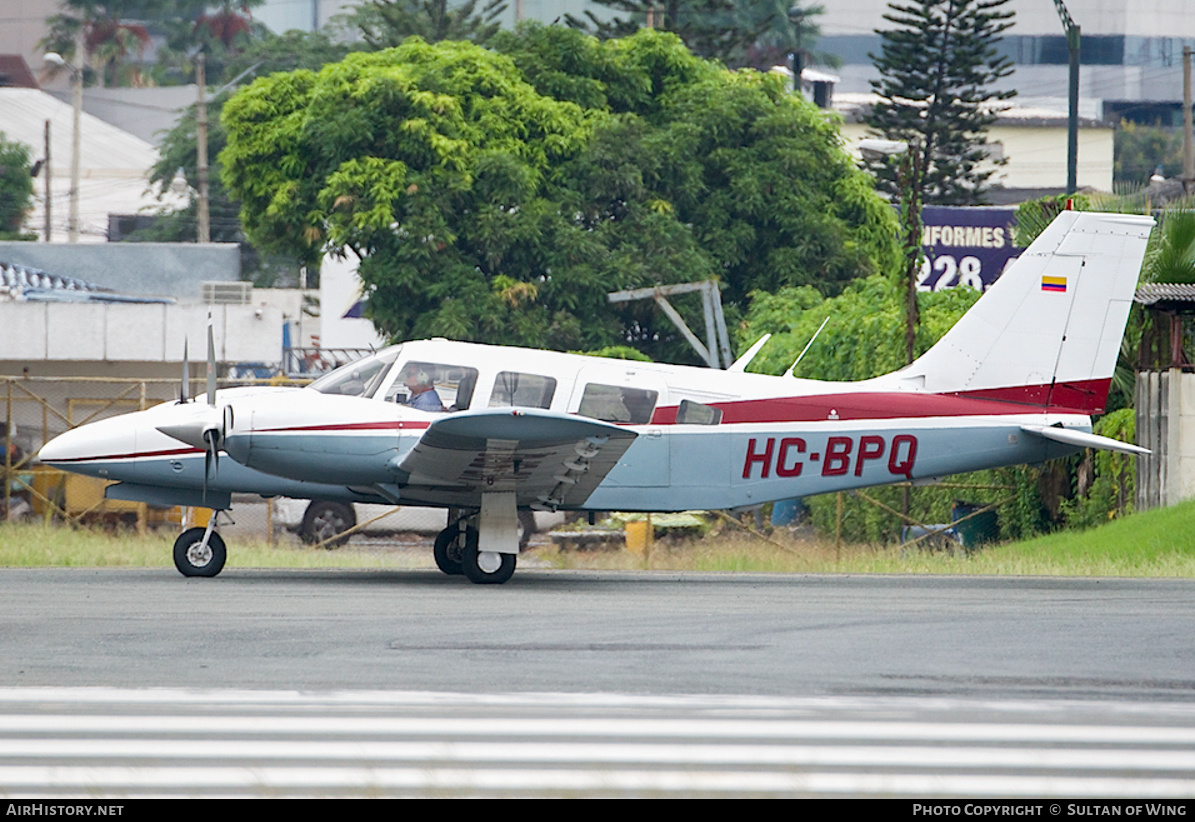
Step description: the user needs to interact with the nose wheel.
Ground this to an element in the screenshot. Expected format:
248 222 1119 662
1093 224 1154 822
173 526 227 577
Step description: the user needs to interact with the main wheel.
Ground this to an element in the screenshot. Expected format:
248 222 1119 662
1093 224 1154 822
517 510 536 550
173 527 227 577
432 526 468 576
462 538 516 585
300 501 356 549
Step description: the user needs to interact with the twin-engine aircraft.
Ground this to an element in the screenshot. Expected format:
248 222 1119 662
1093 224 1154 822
39 210 1153 584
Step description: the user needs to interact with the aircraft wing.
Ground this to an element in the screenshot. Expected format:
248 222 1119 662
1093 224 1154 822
390 408 638 509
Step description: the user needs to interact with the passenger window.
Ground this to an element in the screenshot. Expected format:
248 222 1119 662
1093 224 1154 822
489 372 557 409
577 384 658 424
675 399 722 425
386 362 479 412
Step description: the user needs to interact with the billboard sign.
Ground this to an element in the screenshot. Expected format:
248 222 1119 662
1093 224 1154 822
917 206 1019 292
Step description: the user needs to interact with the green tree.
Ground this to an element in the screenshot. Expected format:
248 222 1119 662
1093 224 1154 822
221 27 898 357
343 0 508 48
40 1 168 87
153 1 269 87
731 1 837 71
566 0 773 66
0 133 35 240
864 0 1016 205
1115 121 1183 187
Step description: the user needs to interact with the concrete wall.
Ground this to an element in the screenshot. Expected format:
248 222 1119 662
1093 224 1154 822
1136 370 1195 510
0 243 240 300
840 119 1115 193
0 302 283 365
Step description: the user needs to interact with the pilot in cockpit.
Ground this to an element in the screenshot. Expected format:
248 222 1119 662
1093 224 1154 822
401 367 445 413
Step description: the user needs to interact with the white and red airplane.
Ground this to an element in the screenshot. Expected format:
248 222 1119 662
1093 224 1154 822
39 210 1153 583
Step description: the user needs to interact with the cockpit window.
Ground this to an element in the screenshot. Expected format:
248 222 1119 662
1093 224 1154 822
385 362 479 412
308 349 399 398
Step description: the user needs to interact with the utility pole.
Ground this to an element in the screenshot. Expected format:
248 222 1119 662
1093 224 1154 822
1184 46 1193 194
196 51 211 243
42 120 51 241
1053 0 1080 195
788 5 806 95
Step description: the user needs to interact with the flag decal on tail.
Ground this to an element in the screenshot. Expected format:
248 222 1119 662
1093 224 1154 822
1041 276 1067 292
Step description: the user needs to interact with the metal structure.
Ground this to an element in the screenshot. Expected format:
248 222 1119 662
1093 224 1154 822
607 281 732 369
1052 0 1081 195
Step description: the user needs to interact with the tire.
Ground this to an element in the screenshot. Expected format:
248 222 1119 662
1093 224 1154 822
300 501 356 549
173 527 227 577
462 537 517 585
517 510 536 550
433 526 467 576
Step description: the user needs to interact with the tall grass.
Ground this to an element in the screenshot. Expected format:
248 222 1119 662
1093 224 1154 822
0 523 430 571
3 496 1195 577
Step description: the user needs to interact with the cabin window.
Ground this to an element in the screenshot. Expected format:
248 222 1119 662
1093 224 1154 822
489 372 557 409
675 399 722 425
308 349 399 398
577 384 658 424
386 362 479 412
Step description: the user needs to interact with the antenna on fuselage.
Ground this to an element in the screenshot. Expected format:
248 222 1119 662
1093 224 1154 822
727 334 771 373
784 317 829 378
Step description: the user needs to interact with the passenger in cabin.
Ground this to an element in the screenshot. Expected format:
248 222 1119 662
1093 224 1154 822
402 368 445 413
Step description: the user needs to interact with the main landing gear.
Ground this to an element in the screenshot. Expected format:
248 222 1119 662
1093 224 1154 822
172 511 228 577
433 500 521 585
434 521 517 585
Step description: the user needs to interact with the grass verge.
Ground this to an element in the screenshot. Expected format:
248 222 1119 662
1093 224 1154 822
2 497 1194 577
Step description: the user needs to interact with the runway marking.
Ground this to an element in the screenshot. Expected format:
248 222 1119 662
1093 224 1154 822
3 689 1195 797
5 714 1195 744
4 739 1195 770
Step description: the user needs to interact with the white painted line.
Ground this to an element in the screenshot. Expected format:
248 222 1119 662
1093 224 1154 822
0 766 1192 797
3 714 1195 744
1 738 1195 771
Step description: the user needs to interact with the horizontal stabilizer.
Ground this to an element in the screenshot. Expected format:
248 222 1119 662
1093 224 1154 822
1020 425 1150 456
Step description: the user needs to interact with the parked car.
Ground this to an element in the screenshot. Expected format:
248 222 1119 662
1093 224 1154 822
274 499 558 549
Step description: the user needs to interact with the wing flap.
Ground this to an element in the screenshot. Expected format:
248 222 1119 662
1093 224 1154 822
392 408 637 508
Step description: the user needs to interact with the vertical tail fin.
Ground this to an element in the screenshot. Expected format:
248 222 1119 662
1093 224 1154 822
891 211 1154 414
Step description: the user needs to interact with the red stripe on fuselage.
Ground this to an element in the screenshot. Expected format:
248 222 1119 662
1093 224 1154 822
650 379 1109 425
253 420 431 433
42 446 202 464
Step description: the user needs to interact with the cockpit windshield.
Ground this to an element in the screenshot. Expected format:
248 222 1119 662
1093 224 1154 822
307 348 400 398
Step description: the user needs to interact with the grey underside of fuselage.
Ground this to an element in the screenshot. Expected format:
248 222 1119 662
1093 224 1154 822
584 423 1078 511
98 455 388 509
206 422 1079 513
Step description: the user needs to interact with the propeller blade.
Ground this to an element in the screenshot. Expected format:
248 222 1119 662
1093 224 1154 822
205 311 216 407
204 427 219 480
178 338 190 404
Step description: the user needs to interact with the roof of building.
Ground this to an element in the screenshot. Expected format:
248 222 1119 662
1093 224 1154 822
0 55 38 89
0 260 172 304
1135 283 1195 308
0 88 186 242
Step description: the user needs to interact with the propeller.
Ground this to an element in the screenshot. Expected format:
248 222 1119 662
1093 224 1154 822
205 312 217 407
177 338 190 404
158 312 234 500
